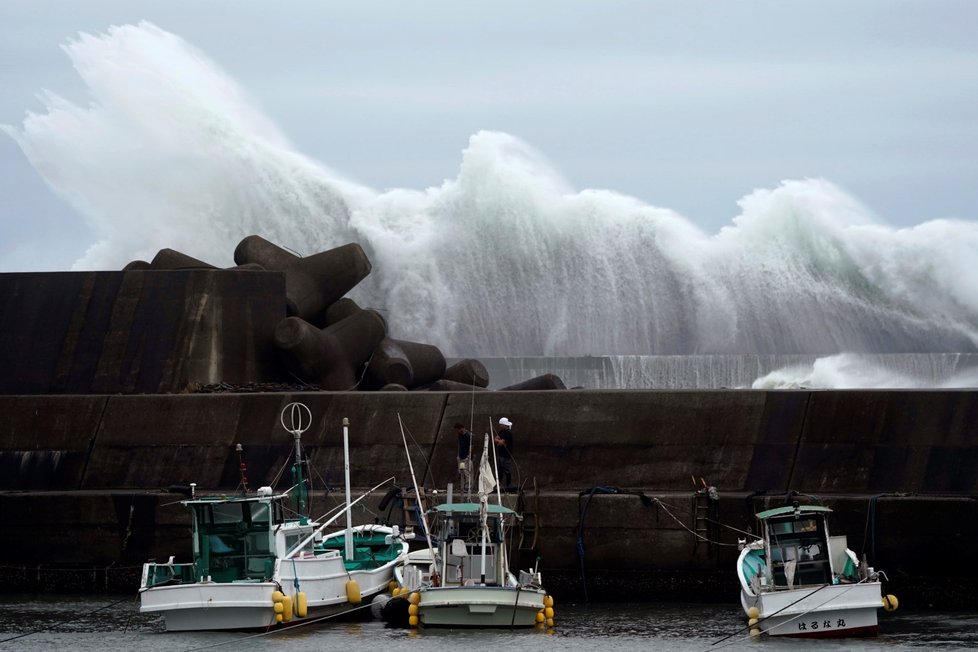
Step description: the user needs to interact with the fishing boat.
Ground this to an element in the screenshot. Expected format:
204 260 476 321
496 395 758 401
737 503 896 638
138 404 409 631
381 425 552 628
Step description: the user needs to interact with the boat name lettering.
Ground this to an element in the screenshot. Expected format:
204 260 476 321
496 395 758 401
796 618 845 632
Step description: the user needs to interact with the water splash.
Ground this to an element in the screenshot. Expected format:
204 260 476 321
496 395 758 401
751 353 978 389
473 353 978 390
5 22 978 358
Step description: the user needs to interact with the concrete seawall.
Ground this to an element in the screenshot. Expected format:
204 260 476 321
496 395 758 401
0 271 286 394
3 390 976 493
1 390 976 607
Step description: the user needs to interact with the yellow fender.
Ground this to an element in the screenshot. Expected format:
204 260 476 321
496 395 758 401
346 579 362 605
296 591 308 617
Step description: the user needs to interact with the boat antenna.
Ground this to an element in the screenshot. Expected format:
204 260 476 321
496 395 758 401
281 402 312 520
341 417 354 561
465 373 477 501
235 443 249 495
397 413 438 573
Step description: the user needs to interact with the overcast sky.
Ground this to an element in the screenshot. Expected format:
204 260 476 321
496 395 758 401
1 1 976 271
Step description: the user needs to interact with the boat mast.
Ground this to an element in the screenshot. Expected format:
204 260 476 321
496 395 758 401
342 417 354 561
477 432 494 585
281 402 312 520
397 413 438 574
488 418 505 582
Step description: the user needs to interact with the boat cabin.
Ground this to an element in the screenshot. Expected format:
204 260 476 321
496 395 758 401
756 504 856 589
429 503 514 587
189 491 322 582
143 490 321 588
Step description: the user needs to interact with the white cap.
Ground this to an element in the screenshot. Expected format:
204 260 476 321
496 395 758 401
498 417 512 427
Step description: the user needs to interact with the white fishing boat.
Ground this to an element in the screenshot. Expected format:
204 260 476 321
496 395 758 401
381 426 552 629
737 503 896 638
139 404 408 631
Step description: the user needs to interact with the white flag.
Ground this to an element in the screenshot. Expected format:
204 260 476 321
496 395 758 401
478 433 496 496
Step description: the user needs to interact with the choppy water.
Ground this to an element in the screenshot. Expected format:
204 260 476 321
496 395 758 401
0 596 974 651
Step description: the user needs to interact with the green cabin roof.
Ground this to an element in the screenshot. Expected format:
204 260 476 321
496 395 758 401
755 505 832 520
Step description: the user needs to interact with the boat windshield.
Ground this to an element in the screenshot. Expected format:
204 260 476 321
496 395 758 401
767 516 831 587
192 500 276 582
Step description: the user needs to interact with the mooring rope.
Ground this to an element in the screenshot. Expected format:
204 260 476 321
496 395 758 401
0 594 135 645
708 577 873 650
180 599 378 652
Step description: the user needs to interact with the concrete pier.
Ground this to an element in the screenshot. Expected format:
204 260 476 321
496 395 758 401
0 389 976 607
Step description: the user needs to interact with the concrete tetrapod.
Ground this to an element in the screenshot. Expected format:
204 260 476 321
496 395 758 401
273 309 387 390
149 249 218 270
325 298 362 325
500 373 567 391
234 235 372 326
425 379 490 392
366 337 447 390
442 358 490 388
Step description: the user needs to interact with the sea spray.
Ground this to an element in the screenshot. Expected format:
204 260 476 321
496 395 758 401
4 22 978 359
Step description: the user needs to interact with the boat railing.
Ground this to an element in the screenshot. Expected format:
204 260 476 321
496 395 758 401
142 560 196 588
446 539 497 585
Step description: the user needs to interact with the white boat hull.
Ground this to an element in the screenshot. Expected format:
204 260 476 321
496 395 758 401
140 581 279 631
740 582 882 638
418 585 546 628
141 536 403 631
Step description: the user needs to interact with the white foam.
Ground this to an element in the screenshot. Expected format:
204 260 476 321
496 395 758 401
4 22 978 361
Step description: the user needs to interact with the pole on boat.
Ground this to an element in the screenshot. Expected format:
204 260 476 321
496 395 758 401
285 477 395 559
478 433 493 585
281 402 312 519
342 417 354 561
397 413 438 577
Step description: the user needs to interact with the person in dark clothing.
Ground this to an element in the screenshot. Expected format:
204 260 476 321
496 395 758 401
454 422 473 495
494 417 514 489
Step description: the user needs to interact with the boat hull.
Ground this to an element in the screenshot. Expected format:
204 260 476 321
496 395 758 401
740 582 882 638
141 565 394 631
140 527 405 632
418 585 546 628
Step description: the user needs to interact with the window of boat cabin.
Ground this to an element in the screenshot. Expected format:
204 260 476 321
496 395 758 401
284 529 316 557
194 501 274 579
767 515 830 586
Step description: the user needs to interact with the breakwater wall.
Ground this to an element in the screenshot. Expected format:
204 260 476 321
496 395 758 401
1 390 976 607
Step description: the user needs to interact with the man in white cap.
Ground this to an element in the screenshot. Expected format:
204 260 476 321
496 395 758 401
494 417 514 489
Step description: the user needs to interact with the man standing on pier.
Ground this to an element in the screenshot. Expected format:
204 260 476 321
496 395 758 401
494 417 514 490
454 422 473 497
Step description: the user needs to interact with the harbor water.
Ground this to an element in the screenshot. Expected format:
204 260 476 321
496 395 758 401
0 595 975 651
